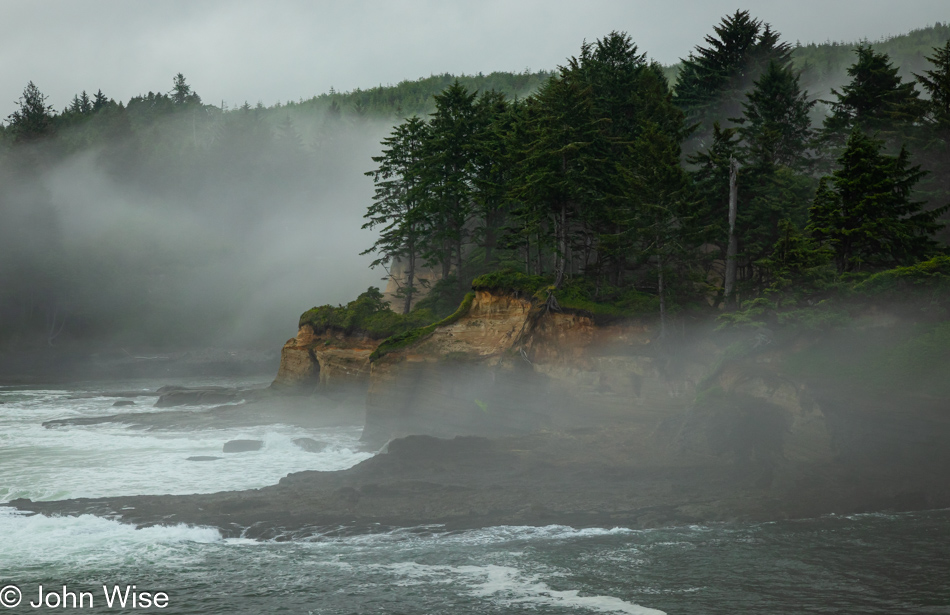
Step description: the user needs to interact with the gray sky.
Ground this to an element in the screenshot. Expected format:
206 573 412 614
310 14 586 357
3 0 948 113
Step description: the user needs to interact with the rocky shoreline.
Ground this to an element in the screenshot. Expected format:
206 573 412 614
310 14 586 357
10 429 948 539
7 288 950 537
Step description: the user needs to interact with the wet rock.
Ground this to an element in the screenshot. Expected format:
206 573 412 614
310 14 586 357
113 400 135 407
223 439 263 453
155 386 242 407
187 456 222 462
292 437 329 453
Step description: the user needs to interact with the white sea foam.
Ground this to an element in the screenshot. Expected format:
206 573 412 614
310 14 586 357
297 524 639 550
0 508 221 570
0 384 371 502
380 562 666 614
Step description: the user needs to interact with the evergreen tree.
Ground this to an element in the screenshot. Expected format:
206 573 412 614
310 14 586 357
758 219 832 295
620 123 693 334
822 45 922 143
171 73 201 106
510 67 600 289
7 82 54 143
363 116 430 313
67 91 93 115
737 60 816 169
807 130 945 272
674 11 791 145
92 89 110 112
422 80 477 283
469 90 513 266
914 40 950 234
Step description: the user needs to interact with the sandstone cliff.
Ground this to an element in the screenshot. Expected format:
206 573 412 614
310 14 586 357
271 324 379 397
272 286 950 497
358 288 843 486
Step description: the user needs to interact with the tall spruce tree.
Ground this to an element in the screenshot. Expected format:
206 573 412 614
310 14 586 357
363 116 430 313
171 73 201 107
822 46 922 144
620 123 693 335
469 90 513 266
674 11 791 147
914 40 950 237
7 82 54 144
423 80 477 284
736 60 816 169
807 130 945 272
511 66 600 290
916 40 950 132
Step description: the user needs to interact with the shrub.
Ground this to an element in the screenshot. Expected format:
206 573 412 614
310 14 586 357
299 287 434 339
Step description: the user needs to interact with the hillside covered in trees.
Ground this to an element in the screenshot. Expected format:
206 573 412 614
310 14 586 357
347 11 949 344
1 13 948 349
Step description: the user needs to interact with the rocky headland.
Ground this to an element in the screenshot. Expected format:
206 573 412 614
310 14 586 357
10 281 950 536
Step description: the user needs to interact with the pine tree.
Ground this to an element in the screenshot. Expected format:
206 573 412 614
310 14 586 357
7 82 54 143
511 68 600 290
423 80 477 284
916 40 950 131
67 91 93 115
807 130 945 272
620 123 693 335
914 40 950 234
674 11 791 145
92 90 110 112
363 116 430 313
758 219 832 295
469 90 512 266
171 73 201 106
737 60 816 169
822 46 922 143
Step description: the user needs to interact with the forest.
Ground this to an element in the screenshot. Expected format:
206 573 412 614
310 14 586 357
348 11 950 343
1 12 949 347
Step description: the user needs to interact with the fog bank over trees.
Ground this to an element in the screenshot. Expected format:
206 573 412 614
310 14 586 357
0 73 548 349
1 18 948 351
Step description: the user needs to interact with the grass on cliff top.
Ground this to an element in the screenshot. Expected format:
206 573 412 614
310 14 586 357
471 269 660 318
719 256 950 332
370 292 475 361
299 287 435 340
851 255 950 297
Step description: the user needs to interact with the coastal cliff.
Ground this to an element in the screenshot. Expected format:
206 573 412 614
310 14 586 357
271 324 379 393
272 288 845 477
262 263 950 512
12 278 950 535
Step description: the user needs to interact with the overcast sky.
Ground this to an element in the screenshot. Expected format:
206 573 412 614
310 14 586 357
2 0 948 113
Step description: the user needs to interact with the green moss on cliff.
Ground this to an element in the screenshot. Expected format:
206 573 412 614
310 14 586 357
471 269 550 298
470 269 661 319
852 255 950 298
299 287 435 340
370 292 475 361
720 256 950 332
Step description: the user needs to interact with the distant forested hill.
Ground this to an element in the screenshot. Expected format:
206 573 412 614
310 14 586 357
281 70 551 119
660 22 950 99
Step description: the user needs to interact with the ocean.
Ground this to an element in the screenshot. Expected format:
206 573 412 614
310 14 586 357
1 379 947 614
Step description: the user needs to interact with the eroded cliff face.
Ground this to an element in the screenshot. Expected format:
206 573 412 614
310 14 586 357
271 324 379 395
361 290 835 478
273 288 950 498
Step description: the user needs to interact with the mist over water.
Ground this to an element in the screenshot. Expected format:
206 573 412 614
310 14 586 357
0 110 394 351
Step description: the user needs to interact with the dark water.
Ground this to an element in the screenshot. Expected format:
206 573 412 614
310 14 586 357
1 382 948 614
3 510 948 614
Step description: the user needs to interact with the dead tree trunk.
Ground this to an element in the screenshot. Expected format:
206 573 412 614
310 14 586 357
724 156 739 309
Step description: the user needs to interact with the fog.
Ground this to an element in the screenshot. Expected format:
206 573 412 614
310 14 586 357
0 108 393 350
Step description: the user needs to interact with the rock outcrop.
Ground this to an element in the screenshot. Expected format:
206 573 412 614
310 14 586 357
362 289 828 466
271 325 379 393
154 385 242 407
